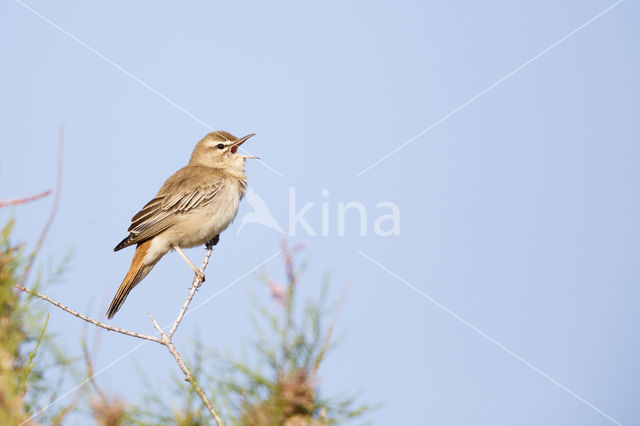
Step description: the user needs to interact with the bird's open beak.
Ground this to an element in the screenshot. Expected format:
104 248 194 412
231 133 259 159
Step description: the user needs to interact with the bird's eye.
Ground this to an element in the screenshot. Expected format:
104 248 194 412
216 143 225 150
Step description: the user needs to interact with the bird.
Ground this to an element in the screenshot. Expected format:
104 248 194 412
107 131 257 319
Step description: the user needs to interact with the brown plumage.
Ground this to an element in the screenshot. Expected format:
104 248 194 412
107 131 256 319
107 240 156 319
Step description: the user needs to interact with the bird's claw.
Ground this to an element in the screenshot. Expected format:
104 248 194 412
195 271 205 287
206 235 220 249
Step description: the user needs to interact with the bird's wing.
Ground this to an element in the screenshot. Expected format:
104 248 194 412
114 166 224 251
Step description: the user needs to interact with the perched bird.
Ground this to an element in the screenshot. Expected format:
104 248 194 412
107 131 256 319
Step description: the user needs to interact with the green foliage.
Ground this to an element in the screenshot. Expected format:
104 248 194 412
0 219 31 424
0 220 77 425
139 243 371 425
2 210 371 425
18 313 49 396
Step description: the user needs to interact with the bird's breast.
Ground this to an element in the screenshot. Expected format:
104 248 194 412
166 179 244 248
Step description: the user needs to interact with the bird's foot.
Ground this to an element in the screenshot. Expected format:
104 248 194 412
195 270 206 287
206 235 220 249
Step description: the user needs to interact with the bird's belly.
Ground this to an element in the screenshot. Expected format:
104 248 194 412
167 189 241 248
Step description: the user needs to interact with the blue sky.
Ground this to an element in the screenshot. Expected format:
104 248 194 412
1 1 638 424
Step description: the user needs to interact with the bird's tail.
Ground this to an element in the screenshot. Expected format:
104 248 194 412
107 240 157 319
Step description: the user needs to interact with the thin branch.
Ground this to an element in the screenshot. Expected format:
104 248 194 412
21 124 64 287
15 241 225 424
168 241 214 338
14 284 162 343
148 312 224 426
0 190 51 209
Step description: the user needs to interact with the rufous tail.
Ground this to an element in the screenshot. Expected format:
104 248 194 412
107 240 157 319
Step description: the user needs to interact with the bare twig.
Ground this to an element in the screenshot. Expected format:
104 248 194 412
14 283 162 343
15 244 225 424
21 124 64 287
150 238 225 425
0 190 51 209
168 241 214 338
14 242 224 424
149 310 224 425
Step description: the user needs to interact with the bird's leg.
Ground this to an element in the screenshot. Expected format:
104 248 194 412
206 234 220 249
173 245 205 284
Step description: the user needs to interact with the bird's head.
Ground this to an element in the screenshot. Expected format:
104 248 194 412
190 131 257 172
